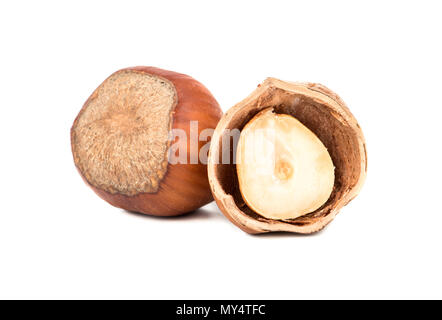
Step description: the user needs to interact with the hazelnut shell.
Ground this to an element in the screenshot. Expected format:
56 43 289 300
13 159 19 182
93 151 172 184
208 78 367 234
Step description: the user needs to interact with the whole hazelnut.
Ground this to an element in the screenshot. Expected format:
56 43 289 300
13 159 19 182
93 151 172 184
71 67 222 216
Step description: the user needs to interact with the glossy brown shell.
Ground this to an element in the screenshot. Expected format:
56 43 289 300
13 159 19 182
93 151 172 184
208 78 367 233
72 67 222 216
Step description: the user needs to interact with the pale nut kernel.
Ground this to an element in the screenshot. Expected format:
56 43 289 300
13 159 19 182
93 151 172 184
236 107 335 220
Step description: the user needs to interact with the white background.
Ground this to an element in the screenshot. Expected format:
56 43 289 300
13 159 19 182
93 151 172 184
0 0 441 299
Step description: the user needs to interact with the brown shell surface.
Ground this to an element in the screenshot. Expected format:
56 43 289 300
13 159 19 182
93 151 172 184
72 67 223 216
208 78 367 233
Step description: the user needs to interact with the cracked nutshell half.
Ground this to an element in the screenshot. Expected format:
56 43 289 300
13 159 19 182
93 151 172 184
208 78 367 234
71 67 222 216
